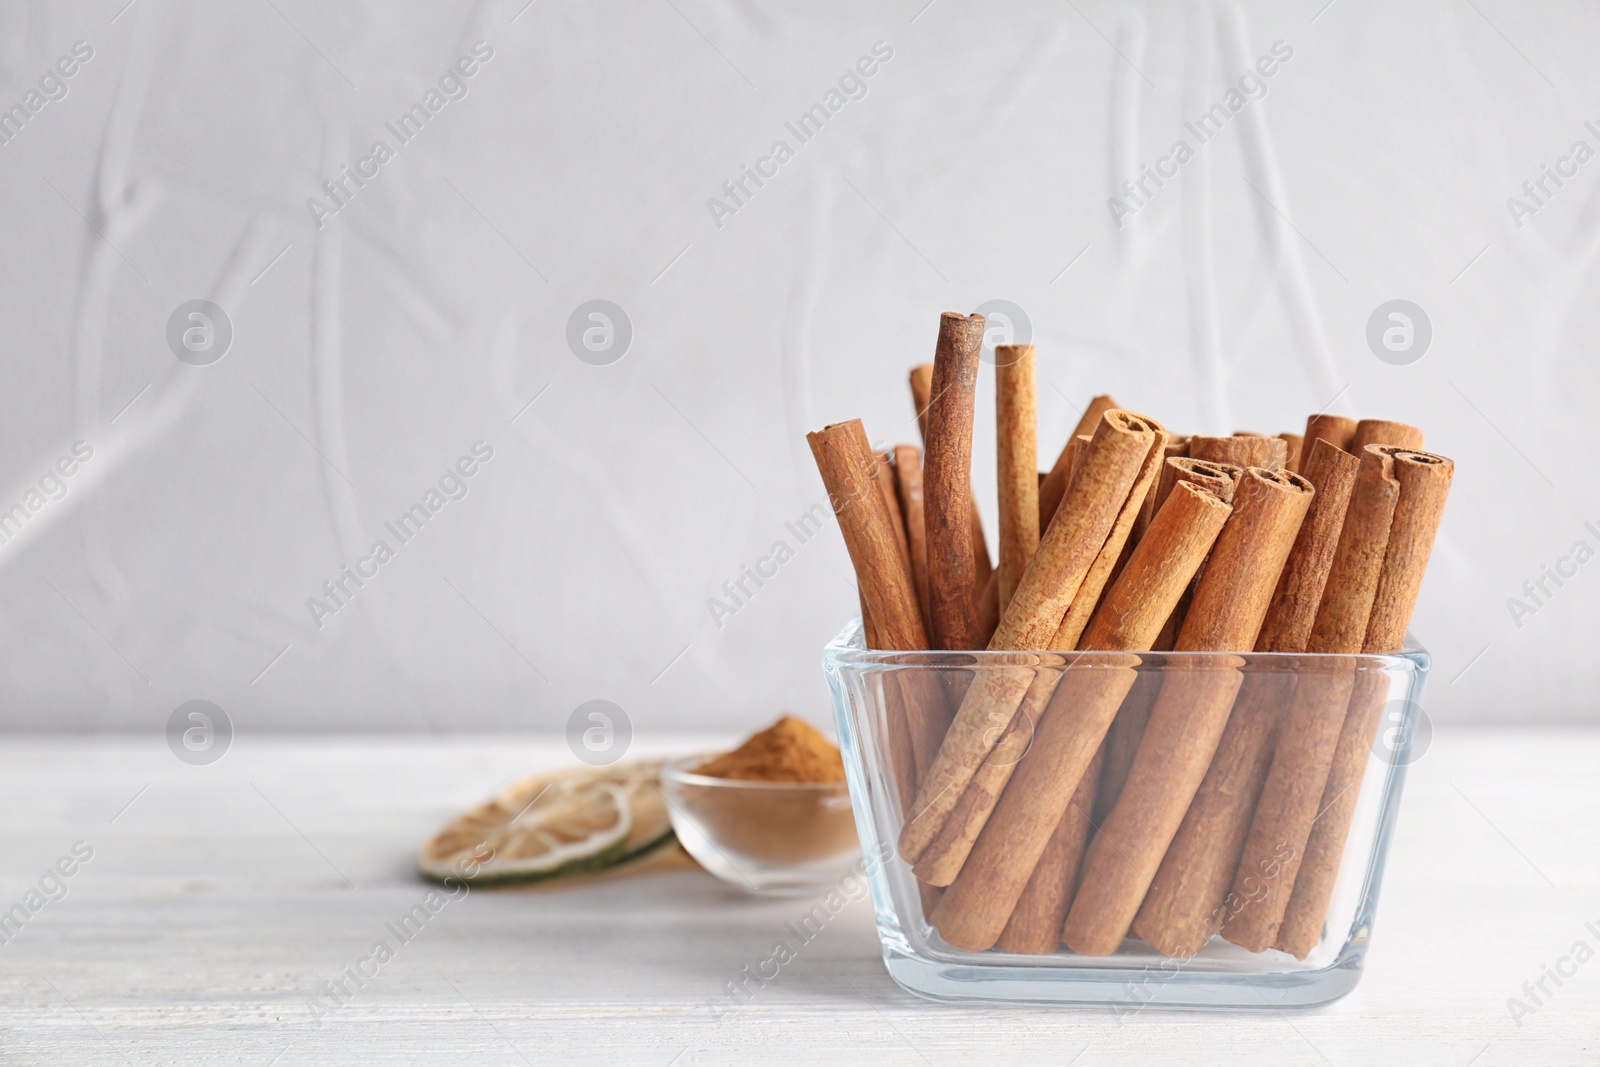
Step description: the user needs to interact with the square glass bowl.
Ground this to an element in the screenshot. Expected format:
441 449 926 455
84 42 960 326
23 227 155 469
822 619 1429 1010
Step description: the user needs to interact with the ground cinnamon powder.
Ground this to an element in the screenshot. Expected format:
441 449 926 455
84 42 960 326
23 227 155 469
696 716 846 783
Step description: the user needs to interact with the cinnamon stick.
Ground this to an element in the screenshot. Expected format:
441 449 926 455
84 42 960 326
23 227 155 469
996 744 1103 954
1130 440 1359 956
912 663 1057 885
971 509 994 594
1254 440 1362 654
1280 433 1303 473
915 403 1164 883
1274 447 1452 958
995 345 1039 610
912 362 993 596
892 444 932 638
1067 434 1093 481
1189 434 1280 471
1220 445 1401 951
1093 673 1157 824
1304 447 1404 653
861 585 921 831
1147 458 1247 651
1062 467 1313 956
1080 484 1236 655
822 431 953 821
808 421 927 651
925 480 1233 950
1231 432 1291 470
1050 418 1170 649
875 449 958 791
1359 449 1452 652
993 412 1160 652
898 411 1156 864
1129 667 1296 956
876 450 915 602
922 314 987 649
1039 394 1117 529
915 403 1160 886
1303 414 1357 457
1350 419 1424 453
1135 437 1193 542
976 569 1000 646
909 364 935 442
1153 456 1242 515
1095 458 1241 821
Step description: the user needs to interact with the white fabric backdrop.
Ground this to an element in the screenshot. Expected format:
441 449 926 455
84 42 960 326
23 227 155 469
1 0 1595 733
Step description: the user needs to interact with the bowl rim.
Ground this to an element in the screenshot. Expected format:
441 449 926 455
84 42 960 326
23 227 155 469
820 617 1430 670
659 752 851 791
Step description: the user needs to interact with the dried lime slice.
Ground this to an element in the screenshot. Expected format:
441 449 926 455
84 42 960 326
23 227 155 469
419 761 674 886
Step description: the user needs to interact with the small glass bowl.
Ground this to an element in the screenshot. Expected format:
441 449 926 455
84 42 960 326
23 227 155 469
659 755 861 895
823 618 1429 1009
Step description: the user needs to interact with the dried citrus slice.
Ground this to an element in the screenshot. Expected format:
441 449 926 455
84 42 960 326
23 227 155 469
419 761 674 886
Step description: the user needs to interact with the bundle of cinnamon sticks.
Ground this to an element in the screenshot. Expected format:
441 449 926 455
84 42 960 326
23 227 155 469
807 311 1453 960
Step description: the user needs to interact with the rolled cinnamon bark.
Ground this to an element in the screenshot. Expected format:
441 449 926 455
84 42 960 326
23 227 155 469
1131 437 1193 546
1304 447 1404 653
1130 667 1296 956
1093 672 1158 824
1153 457 1242 515
914 404 1162 887
1274 447 1452 959
971 512 994 595
1280 433 1304 473
898 411 1157 864
995 345 1039 610
995 412 1159 652
876 450 915 601
885 447 957 780
912 665 1058 885
1220 446 1401 951
1065 434 1092 484
863 586 919 828
1228 431 1292 470
923 314 987 649
1131 440 1359 956
925 480 1233 950
892 444 933 638
909 364 935 442
912 362 993 597
1097 456 1244 820
1062 467 1313 956
1080 486 1234 652
1039 394 1118 529
843 439 953 806
976 569 1000 647
1170 468 1315 651
808 421 928 651
1189 435 1280 471
1050 418 1170 649
1361 449 1453 653
996 744 1104 954
830 434 945 828
1350 419 1424 453
1254 440 1362 654
915 403 1156 884
1303 414 1357 456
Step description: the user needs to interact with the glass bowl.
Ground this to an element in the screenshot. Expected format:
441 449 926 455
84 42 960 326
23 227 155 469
822 618 1429 1009
658 755 861 895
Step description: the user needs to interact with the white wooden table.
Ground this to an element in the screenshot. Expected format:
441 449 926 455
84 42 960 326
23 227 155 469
1 730 1595 1065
